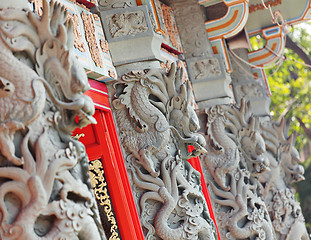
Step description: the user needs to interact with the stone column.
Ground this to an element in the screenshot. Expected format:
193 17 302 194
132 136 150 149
170 0 233 108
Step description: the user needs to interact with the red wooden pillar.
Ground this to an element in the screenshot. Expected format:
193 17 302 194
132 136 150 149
188 146 221 239
74 79 145 240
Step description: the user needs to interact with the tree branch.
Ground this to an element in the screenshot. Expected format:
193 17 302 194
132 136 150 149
296 117 311 139
285 36 311 70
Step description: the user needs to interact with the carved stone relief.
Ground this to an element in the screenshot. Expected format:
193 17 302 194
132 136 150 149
200 99 275 239
107 11 148 38
109 63 217 240
68 13 86 52
81 11 104 67
0 1 105 239
100 39 109 53
259 119 309 240
98 0 137 9
229 48 271 116
189 58 222 81
235 82 264 99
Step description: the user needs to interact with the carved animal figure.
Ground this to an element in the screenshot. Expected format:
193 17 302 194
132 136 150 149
203 99 269 190
112 63 215 239
112 64 206 177
0 0 96 135
0 2 103 239
0 39 45 165
201 99 274 239
110 11 148 37
203 105 240 190
260 118 309 240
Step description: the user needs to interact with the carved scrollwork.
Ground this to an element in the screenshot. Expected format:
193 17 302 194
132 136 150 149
0 1 104 239
110 63 216 239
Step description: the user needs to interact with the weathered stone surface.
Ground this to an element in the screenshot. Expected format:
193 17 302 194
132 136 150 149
100 6 164 66
170 0 233 106
259 118 309 240
0 1 104 239
199 100 275 240
108 63 217 240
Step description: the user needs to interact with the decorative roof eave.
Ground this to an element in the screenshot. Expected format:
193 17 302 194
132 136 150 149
203 0 249 72
205 0 249 40
248 25 285 67
246 25 285 96
247 0 311 36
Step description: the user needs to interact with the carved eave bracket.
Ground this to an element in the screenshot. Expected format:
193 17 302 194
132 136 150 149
248 25 286 95
203 0 249 71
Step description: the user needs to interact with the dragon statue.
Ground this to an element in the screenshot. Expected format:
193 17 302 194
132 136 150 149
0 1 104 239
200 99 275 239
109 63 216 240
260 118 309 240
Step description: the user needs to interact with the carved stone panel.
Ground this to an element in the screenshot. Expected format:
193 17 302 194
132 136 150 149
98 0 137 10
0 1 105 239
186 55 225 82
101 6 152 41
100 6 164 66
229 48 271 116
108 63 217 240
199 100 275 240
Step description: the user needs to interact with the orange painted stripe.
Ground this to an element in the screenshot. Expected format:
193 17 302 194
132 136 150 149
249 42 277 64
206 10 239 33
150 0 163 34
212 46 218 54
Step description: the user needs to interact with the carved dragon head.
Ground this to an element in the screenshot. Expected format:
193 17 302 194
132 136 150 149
205 99 270 175
147 63 207 159
113 63 206 161
0 0 96 132
261 118 305 185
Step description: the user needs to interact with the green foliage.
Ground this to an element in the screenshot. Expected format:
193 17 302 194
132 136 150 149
266 23 311 153
257 23 311 234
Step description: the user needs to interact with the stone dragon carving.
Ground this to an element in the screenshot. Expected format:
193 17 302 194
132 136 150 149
0 1 104 239
200 100 275 239
260 118 309 240
110 63 216 240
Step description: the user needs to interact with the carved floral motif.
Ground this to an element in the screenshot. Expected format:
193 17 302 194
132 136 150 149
81 11 104 68
110 63 216 239
89 160 121 240
0 1 104 239
100 39 109 53
190 58 221 81
160 2 183 52
68 13 86 52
